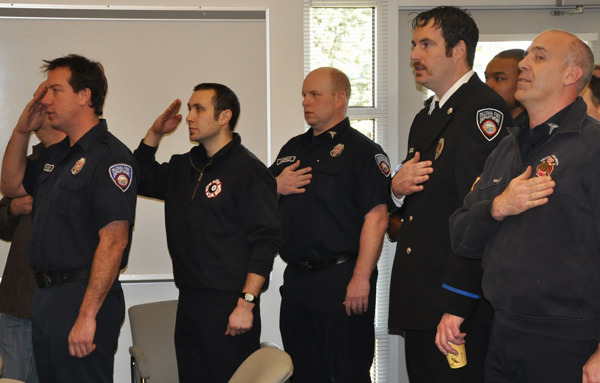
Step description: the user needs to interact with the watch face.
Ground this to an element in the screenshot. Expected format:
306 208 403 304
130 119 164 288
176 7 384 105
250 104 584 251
243 293 256 302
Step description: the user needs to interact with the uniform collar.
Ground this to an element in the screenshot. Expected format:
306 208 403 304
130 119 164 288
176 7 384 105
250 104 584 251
73 119 108 153
514 98 584 137
191 132 241 163
429 70 475 113
304 117 350 144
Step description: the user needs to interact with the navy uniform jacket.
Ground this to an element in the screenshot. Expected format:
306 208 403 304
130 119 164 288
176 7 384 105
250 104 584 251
23 120 137 272
270 118 391 263
389 74 513 332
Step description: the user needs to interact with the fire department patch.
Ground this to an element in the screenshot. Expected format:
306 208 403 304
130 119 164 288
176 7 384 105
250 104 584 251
375 154 391 177
71 158 86 175
205 179 222 198
435 138 445 160
108 163 133 192
476 108 503 141
276 156 296 166
536 155 559 177
330 143 344 158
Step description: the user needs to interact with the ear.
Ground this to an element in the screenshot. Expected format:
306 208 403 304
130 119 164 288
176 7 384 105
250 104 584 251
452 40 467 62
79 88 92 107
335 90 347 109
218 109 232 126
564 65 583 88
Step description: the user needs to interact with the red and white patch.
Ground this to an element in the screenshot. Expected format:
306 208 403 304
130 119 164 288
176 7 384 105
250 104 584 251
536 155 559 177
476 108 503 141
71 157 86 175
374 154 391 177
205 179 222 198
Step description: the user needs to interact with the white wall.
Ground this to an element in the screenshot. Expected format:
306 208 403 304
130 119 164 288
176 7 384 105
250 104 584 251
2 1 303 382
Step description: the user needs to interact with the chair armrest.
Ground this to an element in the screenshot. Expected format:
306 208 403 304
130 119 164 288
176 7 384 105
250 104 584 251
129 345 151 379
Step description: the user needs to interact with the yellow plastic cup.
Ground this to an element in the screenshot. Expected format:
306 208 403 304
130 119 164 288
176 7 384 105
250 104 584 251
446 343 467 369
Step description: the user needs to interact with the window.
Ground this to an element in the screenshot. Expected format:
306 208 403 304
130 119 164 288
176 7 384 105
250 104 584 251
305 2 393 382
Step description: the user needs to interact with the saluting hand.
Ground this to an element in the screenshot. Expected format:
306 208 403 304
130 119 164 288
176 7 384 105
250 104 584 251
15 83 47 134
143 99 183 147
391 152 433 198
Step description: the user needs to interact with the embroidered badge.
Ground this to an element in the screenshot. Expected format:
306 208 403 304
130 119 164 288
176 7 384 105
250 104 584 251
476 108 504 141
471 177 481 191
108 163 133 192
435 138 445 160
536 155 559 177
330 143 344 158
205 179 222 198
43 163 54 172
276 156 296 166
375 154 391 177
71 158 86 175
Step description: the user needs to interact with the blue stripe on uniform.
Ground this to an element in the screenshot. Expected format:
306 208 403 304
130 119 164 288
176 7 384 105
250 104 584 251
442 283 482 299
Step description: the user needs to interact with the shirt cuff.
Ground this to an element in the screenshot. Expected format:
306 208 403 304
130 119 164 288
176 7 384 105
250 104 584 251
391 187 405 208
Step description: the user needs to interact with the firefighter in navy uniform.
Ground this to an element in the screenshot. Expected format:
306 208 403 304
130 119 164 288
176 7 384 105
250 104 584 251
388 7 513 383
270 67 390 383
1 55 137 383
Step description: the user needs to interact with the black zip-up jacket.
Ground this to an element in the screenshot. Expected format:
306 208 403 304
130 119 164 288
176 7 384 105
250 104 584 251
134 133 282 292
450 98 600 340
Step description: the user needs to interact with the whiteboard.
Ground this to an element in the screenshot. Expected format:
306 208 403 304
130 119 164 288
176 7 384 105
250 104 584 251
0 6 268 280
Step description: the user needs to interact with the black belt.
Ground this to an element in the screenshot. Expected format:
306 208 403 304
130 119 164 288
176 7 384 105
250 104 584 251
34 269 90 288
291 254 356 271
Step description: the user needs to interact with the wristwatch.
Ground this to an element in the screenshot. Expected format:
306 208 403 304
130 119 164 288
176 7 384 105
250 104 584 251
240 292 257 304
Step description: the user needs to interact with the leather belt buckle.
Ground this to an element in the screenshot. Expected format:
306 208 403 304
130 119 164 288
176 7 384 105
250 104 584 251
34 272 53 288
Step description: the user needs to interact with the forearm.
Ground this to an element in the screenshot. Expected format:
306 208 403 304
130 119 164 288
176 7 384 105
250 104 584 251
240 273 265 297
354 204 388 280
77 220 129 321
142 129 164 148
1 129 31 197
450 199 500 259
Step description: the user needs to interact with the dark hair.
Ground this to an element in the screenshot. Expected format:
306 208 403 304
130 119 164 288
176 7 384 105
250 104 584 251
193 83 241 131
412 6 479 68
42 54 107 116
589 75 600 107
494 49 525 61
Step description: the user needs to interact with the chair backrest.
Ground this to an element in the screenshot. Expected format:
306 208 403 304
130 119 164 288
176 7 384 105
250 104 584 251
228 346 293 383
128 300 179 383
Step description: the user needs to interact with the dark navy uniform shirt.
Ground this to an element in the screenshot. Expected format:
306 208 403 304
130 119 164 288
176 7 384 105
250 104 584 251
270 118 391 263
23 120 138 272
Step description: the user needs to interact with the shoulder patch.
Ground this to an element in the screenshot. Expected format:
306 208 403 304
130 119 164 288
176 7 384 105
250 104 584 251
276 156 296 166
109 163 133 192
476 108 503 141
374 154 391 177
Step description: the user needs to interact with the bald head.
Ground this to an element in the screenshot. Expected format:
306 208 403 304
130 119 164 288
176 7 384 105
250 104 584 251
558 31 595 93
309 67 352 107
